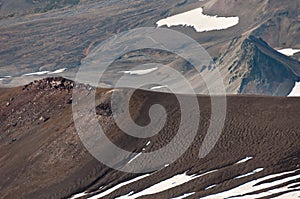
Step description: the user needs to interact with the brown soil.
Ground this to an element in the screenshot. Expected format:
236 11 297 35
0 77 299 198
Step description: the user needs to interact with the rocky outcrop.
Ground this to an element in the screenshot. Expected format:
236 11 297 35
216 36 300 96
238 37 300 95
23 77 74 91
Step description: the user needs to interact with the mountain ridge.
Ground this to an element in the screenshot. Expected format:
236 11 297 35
0 77 299 198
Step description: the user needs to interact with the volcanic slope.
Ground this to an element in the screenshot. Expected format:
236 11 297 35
0 78 299 198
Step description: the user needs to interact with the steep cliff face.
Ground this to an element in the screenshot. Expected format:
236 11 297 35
217 36 300 96
238 37 299 95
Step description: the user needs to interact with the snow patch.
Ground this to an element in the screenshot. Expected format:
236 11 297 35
288 82 300 97
201 169 300 199
127 153 142 164
277 48 300 56
150 85 168 90
116 169 217 199
235 157 253 164
205 184 217 190
48 68 67 74
234 168 264 179
22 71 50 76
171 192 195 199
156 7 239 32
22 68 67 76
275 191 300 198
0 76 12 79
88 174 150 199
121 67 158 75
69 192 88 199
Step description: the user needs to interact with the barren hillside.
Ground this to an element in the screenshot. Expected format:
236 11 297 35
0 78 299 198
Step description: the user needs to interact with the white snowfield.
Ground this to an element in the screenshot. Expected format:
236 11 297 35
277 48 300 97
235 157 253 164
150 85 168 90
69 192 88 199
234 168 264 179
146 141 151 146
156 7 239 32
48 68 67 74
22 71 50 76
115 169 217 199
205 184 217 190
201 169 300 199
0 76 12 80
288 82 300 97
88 174 150 199
127 152 142 164
21 68 67 76
71 164 299 199
277 48 300 56
121 67 158 75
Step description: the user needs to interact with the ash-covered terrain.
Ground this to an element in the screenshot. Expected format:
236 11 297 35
0 78 300 198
